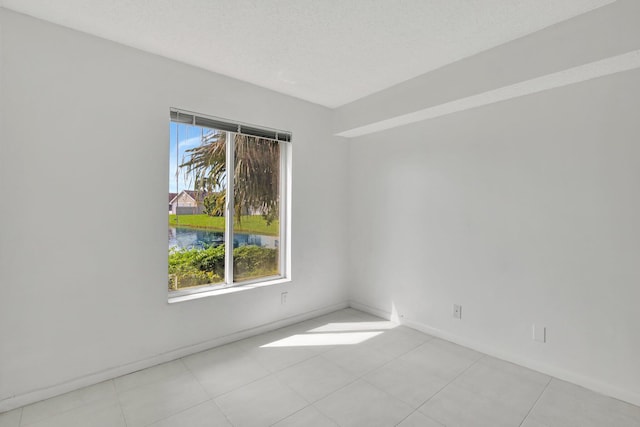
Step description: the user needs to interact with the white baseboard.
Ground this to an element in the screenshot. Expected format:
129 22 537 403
348 300 397 321
0 301 348 413
348 300 640 408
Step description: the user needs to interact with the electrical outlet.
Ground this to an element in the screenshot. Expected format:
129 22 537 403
281 292 288 304
533 324 546 343
453 304 462 319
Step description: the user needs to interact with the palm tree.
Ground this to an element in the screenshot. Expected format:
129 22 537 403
179 131 280 224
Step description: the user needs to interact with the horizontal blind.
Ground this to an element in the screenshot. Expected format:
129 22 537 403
170 109 292 143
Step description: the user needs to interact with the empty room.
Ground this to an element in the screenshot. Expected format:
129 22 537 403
1 1 639 426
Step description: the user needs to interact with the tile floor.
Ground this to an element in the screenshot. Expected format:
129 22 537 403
1 308 639 427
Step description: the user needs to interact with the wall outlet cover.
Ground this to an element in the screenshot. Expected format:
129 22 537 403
533 324 546 343
453 304 462 319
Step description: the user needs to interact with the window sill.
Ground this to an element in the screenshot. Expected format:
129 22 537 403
168 277 291 304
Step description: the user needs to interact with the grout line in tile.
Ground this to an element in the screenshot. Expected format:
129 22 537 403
413 353 487 412
191 358 311 424
518 375 553 427
210 398 234 427
358 357 442 418
267 403 312 427
394 408 420 427
300 327 441 408
393 408 444 427
201 367 312 426
139 398 217 427
356 334 473 407
359 378 412 410
256 351 320 375
20 380 120 427
113 360 191 395
310 402 342 427
118 402 128 427
308 343 430 424
115 379 130 427
113 379 129 427
356 336 434 379
310 369 418 427
180 351 253 398
423 412 445 427
259 378 313 425
307 367 362 403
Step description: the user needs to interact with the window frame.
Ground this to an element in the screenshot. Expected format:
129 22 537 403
168 108 292 302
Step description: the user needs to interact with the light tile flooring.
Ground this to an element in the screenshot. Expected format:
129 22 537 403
2 308 640 427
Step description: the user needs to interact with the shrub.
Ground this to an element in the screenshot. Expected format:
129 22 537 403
233 245 277 279
168 244 277 289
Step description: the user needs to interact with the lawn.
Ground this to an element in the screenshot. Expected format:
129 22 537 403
169 214 279 236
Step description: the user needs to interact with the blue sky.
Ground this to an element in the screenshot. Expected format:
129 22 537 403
169 122 206 193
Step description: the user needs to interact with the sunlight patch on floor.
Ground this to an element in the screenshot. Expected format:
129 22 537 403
308 321 397 333
260 331 384 347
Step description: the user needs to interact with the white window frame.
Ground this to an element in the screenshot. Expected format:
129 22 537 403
168 108 292 302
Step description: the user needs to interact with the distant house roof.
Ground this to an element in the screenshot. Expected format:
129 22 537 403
184 190 206 201
169 190 207 205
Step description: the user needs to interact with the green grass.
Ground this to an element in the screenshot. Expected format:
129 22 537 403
169 214 279 236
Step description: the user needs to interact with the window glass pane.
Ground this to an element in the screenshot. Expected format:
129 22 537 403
168 123 226 290
232 134 281 282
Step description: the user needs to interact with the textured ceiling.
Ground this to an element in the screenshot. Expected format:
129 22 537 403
1 0 615 107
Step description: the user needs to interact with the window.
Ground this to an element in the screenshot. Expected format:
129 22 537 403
168 109 290 297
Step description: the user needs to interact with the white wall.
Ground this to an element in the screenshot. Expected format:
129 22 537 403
0 9 348 410
345 0 640 407
347 55 640 407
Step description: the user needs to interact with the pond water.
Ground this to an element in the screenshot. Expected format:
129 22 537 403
169 227 278 250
